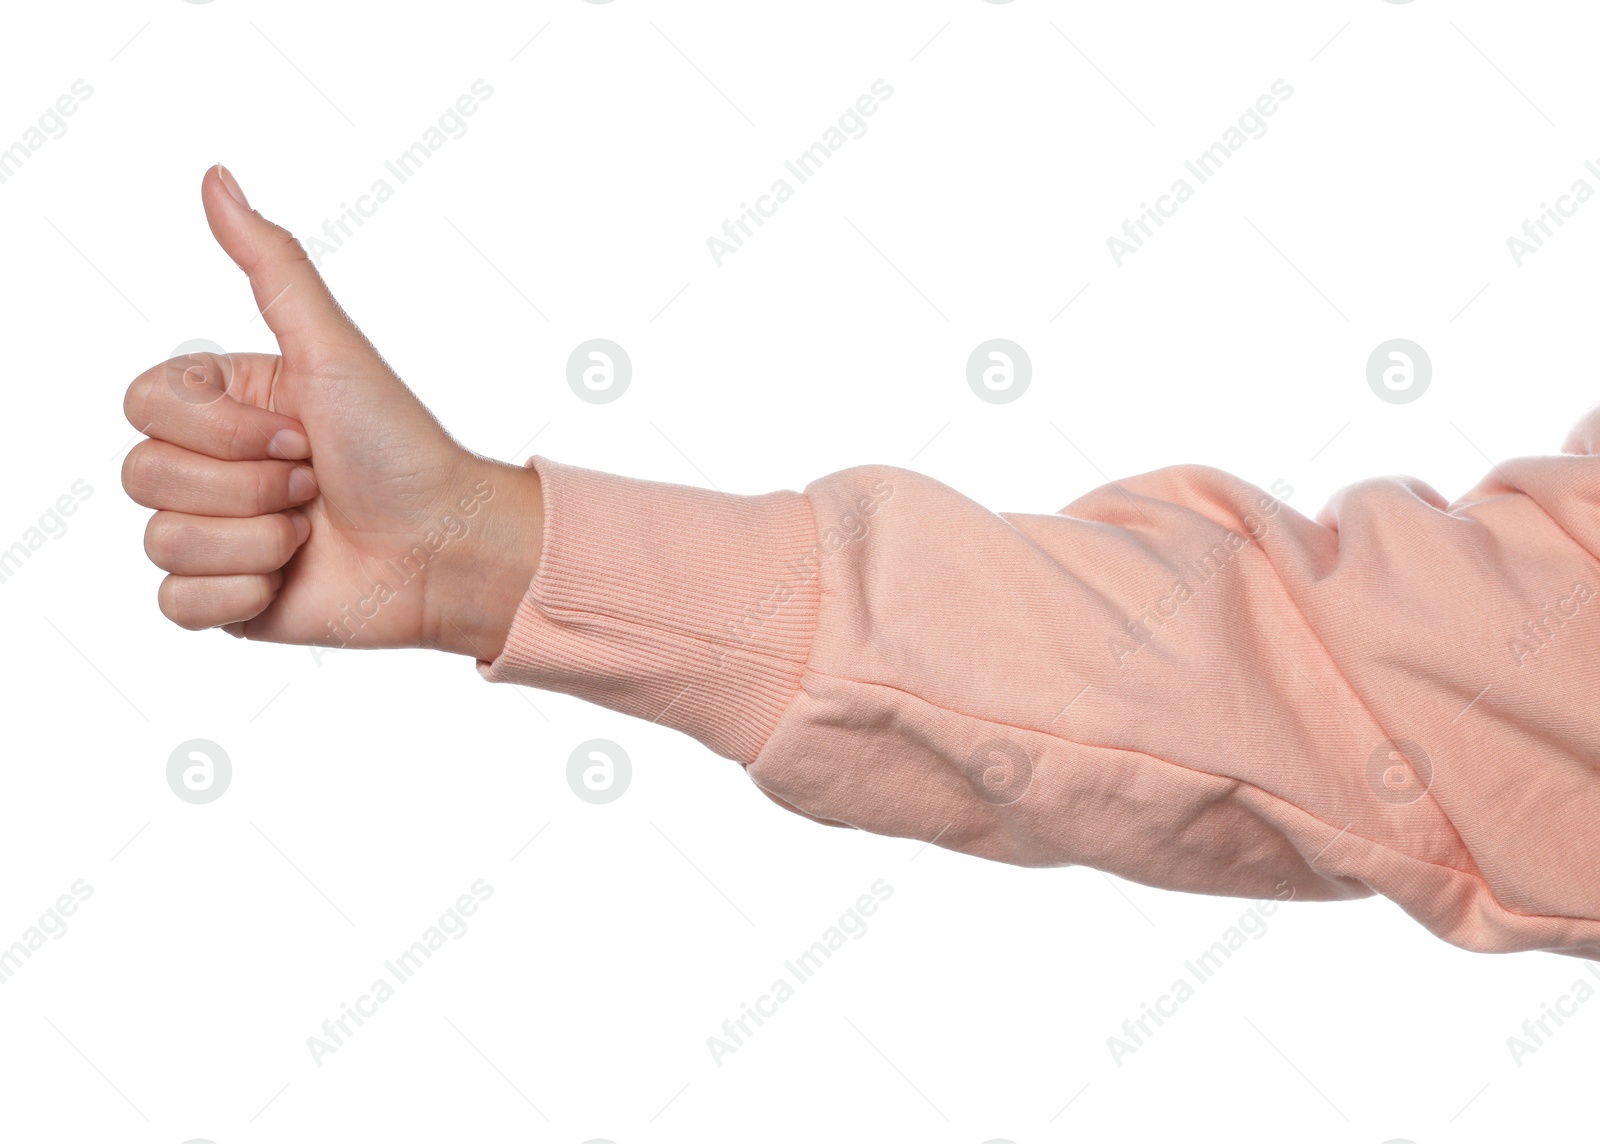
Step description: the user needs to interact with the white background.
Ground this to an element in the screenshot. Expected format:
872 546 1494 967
1 1 1597 1141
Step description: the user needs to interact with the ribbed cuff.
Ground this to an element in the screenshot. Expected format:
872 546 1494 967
477 455 821 763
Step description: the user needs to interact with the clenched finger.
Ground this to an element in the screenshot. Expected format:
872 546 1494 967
144 509 310 575
122 439 317 517
124 352 310 461
157 571 283 631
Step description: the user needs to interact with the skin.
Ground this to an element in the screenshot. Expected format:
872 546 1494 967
121 165 544 661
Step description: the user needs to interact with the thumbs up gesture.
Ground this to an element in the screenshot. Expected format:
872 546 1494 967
121 166 542 659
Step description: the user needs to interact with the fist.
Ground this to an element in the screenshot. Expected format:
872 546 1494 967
122 165 541 659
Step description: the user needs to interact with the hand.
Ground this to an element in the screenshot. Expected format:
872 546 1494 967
121 165 542 660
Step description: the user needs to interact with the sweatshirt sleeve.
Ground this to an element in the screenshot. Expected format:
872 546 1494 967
479 413 1600 960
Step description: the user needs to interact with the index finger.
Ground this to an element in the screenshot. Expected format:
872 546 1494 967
124 351 311 461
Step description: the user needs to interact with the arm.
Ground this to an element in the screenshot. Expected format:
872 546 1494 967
126 166 1600 961
468 437 1600 960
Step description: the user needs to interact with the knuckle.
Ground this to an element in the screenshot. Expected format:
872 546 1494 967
123 370 157 432
157 576 209 632
121 441 157 501
143 513 180 566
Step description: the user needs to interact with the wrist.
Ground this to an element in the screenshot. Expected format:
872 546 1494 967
422 454 544 660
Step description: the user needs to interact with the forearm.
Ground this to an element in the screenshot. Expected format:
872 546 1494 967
469 439 1600 960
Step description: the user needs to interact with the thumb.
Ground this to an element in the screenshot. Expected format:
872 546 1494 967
203 164 364 361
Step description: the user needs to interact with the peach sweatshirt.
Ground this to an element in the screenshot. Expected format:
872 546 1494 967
479 405 1600 960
